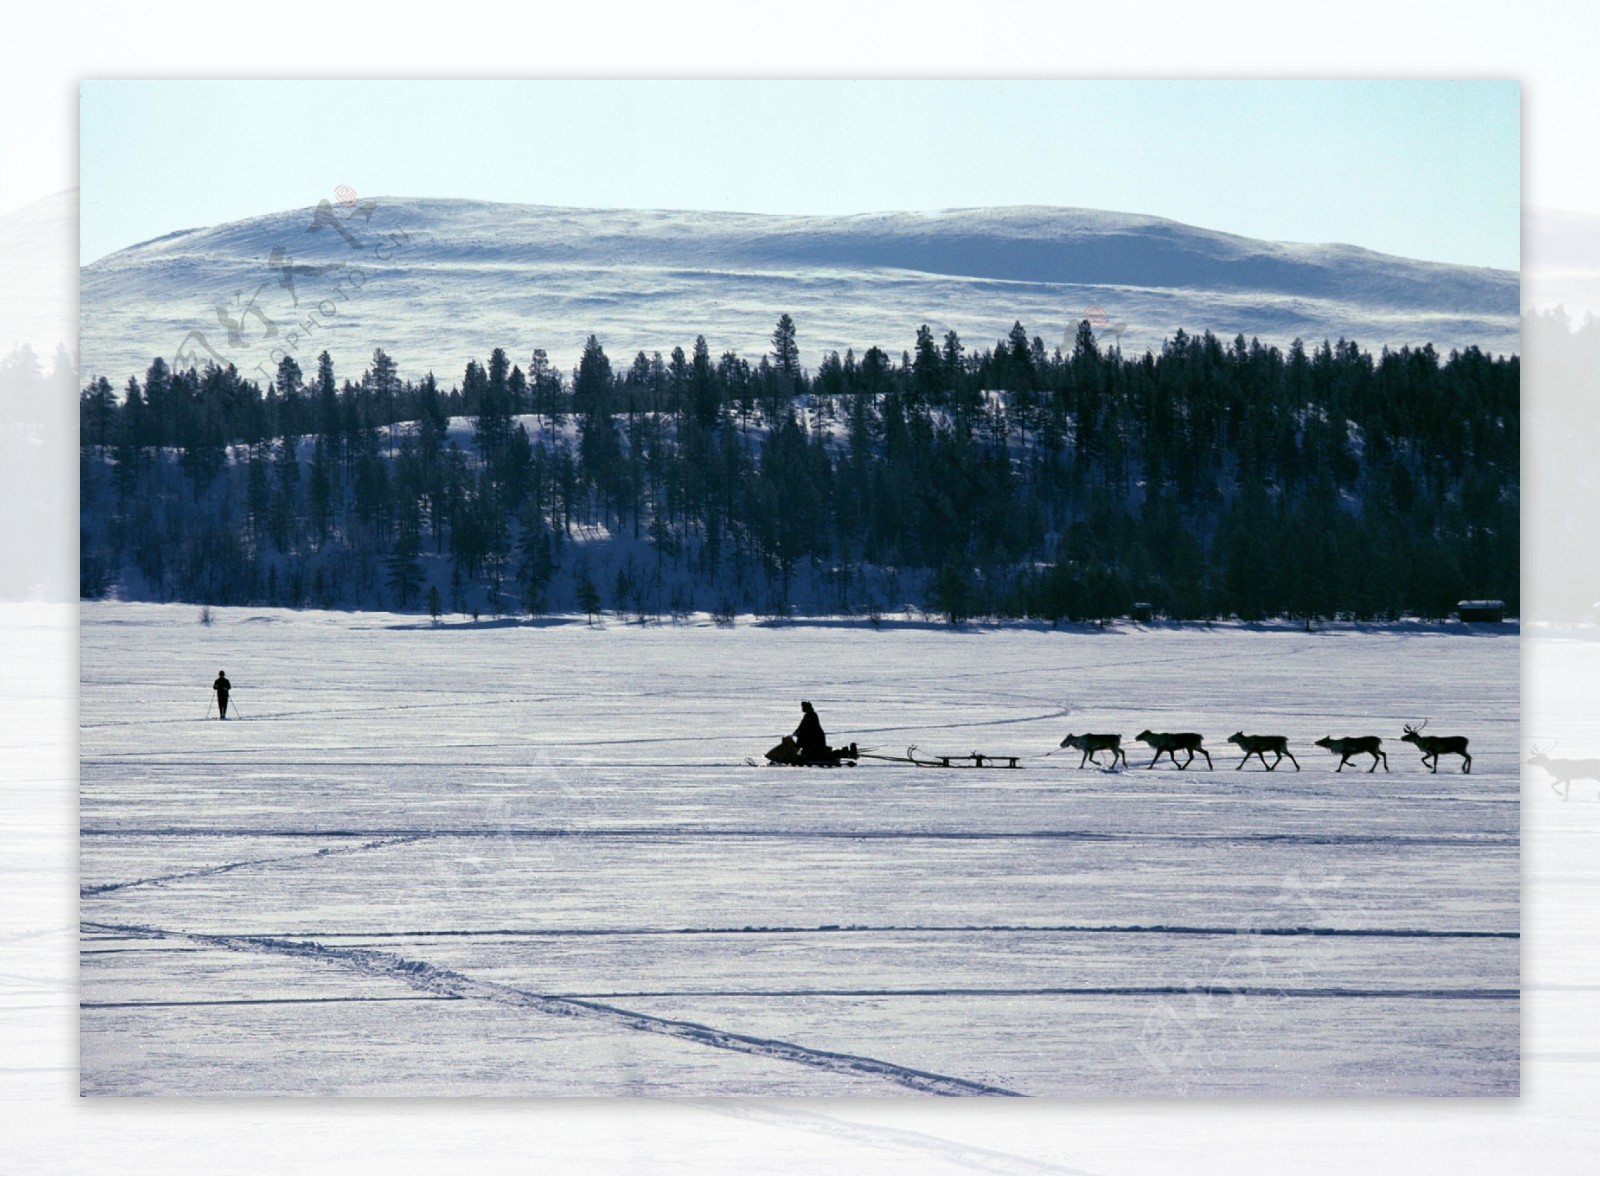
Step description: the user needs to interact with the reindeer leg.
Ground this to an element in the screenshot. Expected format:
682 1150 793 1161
1463 753 1472 774
1285 751 1300 771
1200 749 1213 770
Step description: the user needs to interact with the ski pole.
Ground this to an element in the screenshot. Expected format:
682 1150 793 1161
205 697 215 719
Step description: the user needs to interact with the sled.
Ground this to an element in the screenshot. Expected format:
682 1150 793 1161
857 745 1024 770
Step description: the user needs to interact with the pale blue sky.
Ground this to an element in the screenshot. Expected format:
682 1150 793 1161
80 79 1520 269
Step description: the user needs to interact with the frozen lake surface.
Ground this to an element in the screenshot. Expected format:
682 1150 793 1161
79 603 1519 1097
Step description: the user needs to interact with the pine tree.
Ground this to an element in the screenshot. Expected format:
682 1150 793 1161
529 349 563 432
771 313 800 382
912 324 941 406
276 355 305 441
691 335 718 427
474 348 513 462
573 335 614 418
576 570 601 623
308 436 333 547
366 348 400 458
507 363 527 414
386 528 424 609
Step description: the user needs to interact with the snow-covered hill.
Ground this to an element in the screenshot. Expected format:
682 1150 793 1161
1525 206 1600 318
80 198 1520 386
2 188 77 362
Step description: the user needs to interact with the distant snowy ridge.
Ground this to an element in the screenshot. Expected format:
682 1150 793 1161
1524 206 1600 318
80 197 1520 385
1 188 77 361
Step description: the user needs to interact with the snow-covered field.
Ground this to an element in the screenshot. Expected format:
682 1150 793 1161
79 602 1519 1097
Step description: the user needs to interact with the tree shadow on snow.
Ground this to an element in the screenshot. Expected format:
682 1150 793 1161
384 616 588 632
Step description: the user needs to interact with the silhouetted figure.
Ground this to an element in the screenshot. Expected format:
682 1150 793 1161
793 701 827 760
213 671 231 719
763 701 857 765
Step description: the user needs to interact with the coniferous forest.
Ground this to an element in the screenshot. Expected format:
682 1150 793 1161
78 315 1519 623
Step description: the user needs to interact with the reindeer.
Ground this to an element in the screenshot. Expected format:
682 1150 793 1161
1135 730 1213 770
1400 721 1471 774
1058 733 1128 769
1314 735 1388 773
1527 744 1600 800
1227 733 1300 771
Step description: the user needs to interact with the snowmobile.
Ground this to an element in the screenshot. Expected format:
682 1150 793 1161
760 735 859 767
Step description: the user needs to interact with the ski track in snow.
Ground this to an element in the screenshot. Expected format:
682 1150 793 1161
79 835 426 897
80 826 1517 846
163 923 1519 940
81 996 458 1008
444 986 1520 1000
80 919 1023 1097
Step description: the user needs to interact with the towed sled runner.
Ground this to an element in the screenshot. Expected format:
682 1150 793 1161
857 745 1024 770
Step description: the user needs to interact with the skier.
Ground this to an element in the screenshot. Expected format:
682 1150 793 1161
212 670 232 720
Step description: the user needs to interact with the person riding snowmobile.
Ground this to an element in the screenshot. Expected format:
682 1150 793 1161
793 700 828 760
763 702 857 765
